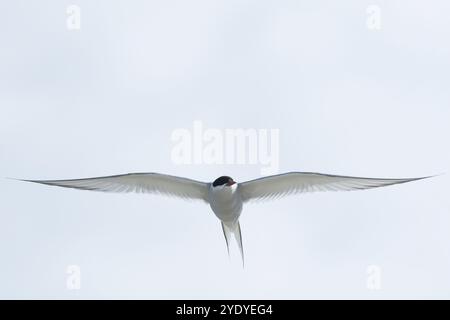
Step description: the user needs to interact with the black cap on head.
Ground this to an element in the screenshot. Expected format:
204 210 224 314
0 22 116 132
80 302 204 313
213 176 235 187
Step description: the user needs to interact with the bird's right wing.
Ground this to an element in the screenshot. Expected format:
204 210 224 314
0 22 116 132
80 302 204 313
239 172 431 203
20 173 210 202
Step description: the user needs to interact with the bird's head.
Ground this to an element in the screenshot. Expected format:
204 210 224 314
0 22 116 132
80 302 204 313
212 176 236 187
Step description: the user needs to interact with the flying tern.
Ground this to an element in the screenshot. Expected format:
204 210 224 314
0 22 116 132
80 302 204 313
18 172 432 265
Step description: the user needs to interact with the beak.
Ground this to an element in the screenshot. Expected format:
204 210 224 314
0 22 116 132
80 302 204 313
226 181 236 186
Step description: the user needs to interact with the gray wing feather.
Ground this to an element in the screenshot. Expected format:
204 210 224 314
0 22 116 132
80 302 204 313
239 172 432 203
20 173 210 202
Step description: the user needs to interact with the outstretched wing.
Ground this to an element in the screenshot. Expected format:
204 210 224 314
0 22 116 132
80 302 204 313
20 173 210 202
239 172 431 203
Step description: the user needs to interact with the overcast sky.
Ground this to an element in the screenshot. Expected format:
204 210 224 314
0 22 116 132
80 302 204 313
1 0 449 299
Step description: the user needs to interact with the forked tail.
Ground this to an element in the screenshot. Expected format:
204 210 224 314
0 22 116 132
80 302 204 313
221 222 244 267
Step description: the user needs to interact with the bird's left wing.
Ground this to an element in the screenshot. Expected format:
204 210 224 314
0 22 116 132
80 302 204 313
239 172 431 203
20 173 210 202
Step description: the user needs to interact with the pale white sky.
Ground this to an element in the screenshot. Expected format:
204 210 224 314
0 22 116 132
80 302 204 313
1 0 449 299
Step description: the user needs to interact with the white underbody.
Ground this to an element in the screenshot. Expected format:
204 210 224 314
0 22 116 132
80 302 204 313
208 183 243 227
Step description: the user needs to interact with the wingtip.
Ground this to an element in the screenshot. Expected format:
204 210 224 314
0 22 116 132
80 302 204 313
6 177 34 182
431 172 445 178
5 177 24 181
418 174 443 181
6 177 47 185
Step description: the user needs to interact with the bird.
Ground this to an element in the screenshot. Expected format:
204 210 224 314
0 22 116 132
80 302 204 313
17 172 432 266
